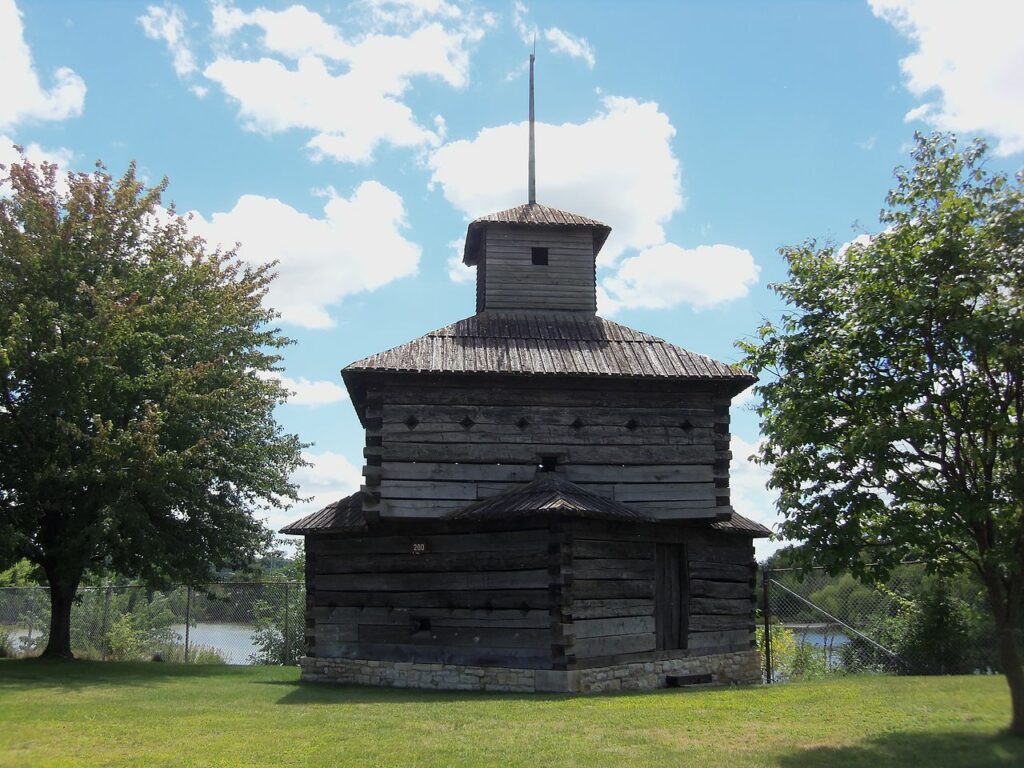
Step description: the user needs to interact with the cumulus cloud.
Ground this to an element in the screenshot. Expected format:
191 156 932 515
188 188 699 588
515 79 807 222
259 372 348 406
204 0 490 162
138 3 197 77
0 0 85 131
189 181 420 329
272 450 363 534
429 95 681 264
730 435 783 558
599 243 760 315
543 27 595 68
871 0 1024 156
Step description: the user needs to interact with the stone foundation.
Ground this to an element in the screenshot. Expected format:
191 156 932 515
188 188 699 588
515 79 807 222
299 649 760 693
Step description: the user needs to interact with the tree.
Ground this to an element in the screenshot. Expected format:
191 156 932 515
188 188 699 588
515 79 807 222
0 154 304 658
741 133 1024 733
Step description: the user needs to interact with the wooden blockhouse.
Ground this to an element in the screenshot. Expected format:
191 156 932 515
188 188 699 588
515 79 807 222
281 58 768 691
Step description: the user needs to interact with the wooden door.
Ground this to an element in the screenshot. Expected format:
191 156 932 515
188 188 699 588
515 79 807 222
655 543 688 650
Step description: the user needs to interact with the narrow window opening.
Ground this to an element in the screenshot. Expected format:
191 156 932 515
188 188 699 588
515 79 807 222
531 247 549 265
539 454 558 473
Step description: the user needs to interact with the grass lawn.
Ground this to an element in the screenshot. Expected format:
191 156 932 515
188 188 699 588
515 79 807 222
0 661 1021 767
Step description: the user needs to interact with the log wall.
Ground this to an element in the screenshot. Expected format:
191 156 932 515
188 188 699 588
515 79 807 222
304 520 757 674
478 225 596 313
359 376 732 521
559 521 756 669
305 524 558 669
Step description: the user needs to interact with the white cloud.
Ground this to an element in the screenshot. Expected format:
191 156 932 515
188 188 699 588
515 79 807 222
543 27 595 68
429 95 681 265
871 0 1024 156
204 1 490 163
138 4 197 77
599 243 760 315
513 3 596 68
261 373 349 406
0 0 85 131
189 181 420 329
446 237 474 283
272 450 363 534
730 435 784 559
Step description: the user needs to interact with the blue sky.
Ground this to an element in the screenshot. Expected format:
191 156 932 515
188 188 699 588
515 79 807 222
3 0 1022 554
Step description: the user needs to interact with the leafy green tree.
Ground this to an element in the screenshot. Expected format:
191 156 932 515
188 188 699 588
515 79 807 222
0 154 304 658
741 134 1024 733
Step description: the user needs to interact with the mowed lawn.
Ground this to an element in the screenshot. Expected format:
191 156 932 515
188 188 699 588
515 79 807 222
0 661 1021 768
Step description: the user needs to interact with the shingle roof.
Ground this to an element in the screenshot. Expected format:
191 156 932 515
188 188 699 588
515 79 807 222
711 511 772 538
279 492 366 535
444 474 656 523
463 203 612 265
343 312 753 384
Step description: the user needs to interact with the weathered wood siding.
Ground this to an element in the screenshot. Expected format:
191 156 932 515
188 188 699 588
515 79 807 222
305 525 558 669
557 522 756 669
478 225 596 313
360 376 732 521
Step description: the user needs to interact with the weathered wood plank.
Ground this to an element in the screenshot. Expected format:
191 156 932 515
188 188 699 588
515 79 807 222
688 614 753 632
570 599 655 620
689 597 755 616
573 633 656 658
313 551 550 575
573 539 654 559
313 640 551 669
313 606 551 628
307 529 547 556
572 558 656 580
312 589 550 610
358 624 551 649
574 616 656 639
686 629 754 650
687 561 754 581
573 579 653 599
312 569 550 592
689 580 752 599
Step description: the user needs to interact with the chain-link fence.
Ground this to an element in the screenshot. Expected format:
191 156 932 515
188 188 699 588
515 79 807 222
0 581 304 665
760 564 1002 683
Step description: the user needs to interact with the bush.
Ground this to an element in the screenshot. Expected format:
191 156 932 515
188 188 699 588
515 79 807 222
248 592 304 666
757 622 833 682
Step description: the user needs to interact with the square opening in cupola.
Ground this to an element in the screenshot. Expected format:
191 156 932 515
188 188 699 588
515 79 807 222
531 247 549 265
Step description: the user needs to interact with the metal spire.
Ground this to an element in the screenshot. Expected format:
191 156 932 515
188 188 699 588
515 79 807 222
528 46 536 205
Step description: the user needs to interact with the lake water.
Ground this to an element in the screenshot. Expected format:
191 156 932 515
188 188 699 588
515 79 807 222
171 623 259 665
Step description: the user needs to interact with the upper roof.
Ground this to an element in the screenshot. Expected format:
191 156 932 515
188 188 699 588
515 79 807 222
444 474 655 523
343 312 753 384
463 203 612 265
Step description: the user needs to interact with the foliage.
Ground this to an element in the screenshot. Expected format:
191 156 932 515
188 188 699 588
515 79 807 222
248 588 304 665
0 154 305 658
0 560 40 586
1 663 1022 767
758 622 832 682
740 133 1024 730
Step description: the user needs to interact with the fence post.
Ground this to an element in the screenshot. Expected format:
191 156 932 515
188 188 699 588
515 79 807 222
184 586 192 663
283 581 290 665
100 585 112 661
762 567 773 684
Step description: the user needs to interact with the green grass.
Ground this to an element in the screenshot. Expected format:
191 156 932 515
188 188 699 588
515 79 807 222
0 661 1021 767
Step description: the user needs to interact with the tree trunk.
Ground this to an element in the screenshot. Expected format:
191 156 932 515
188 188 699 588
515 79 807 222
982 570 1024 736
39 572 80 660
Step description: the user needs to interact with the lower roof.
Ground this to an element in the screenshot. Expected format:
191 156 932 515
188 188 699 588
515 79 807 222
279 487 771 538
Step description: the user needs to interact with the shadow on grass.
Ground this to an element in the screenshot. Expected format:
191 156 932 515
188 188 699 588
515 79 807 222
265 678 570 705
778 731 1024 768
0 658 261 691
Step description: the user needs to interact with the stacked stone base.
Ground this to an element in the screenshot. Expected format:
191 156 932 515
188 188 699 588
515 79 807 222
299 649 760 693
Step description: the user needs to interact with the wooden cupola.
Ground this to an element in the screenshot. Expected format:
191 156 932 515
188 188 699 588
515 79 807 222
461 52 611 315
